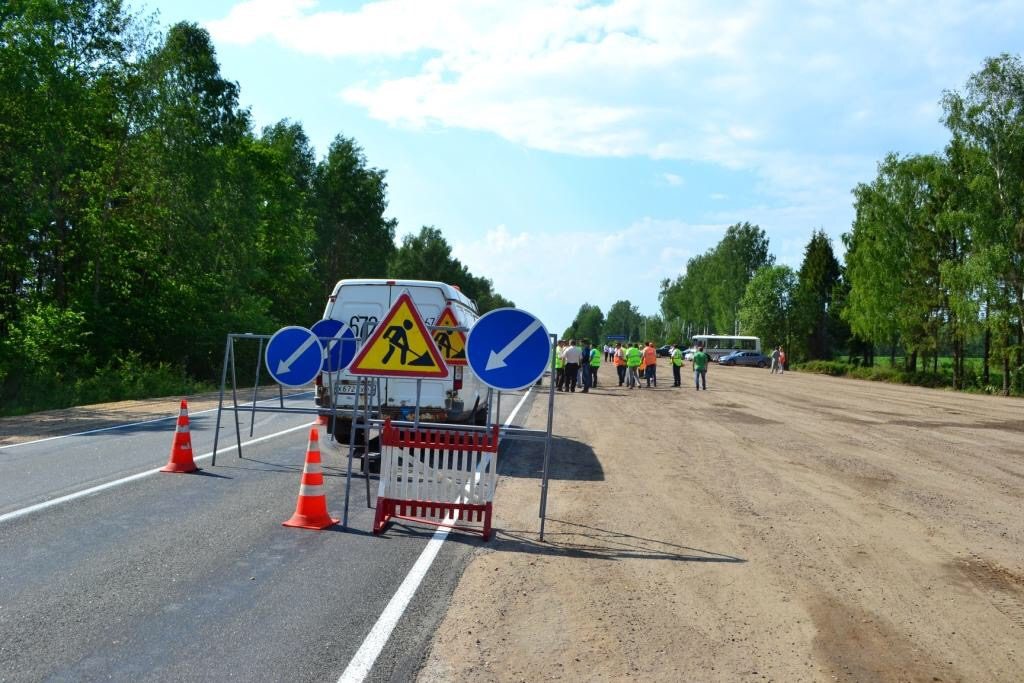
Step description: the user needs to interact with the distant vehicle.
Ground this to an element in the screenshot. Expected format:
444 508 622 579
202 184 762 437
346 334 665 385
719 350 770 368
656 345 672 357
688 335 761 362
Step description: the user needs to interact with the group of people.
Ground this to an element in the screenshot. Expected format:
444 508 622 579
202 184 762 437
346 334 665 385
554 340 712 392
553 338 602 393
769 346 787 374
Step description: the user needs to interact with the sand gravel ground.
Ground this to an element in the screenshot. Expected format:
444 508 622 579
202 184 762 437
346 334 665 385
418 360 1024 682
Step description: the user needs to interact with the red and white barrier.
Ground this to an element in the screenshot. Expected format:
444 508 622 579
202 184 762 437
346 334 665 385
373 419 500 540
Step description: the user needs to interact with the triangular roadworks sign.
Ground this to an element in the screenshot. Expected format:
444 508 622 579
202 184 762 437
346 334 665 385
348 293 449 378
432 306 467 366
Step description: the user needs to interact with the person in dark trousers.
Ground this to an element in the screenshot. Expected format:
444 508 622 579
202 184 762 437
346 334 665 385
670 345 683 387
614 342 626 386
692 344 710 390
642 341 657 388
589 345 601 387
560 339 581 392
580 339 593 393
554 340 566 391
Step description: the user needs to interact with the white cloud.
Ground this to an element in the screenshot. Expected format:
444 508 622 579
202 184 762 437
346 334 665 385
450 218 726 331
207 0 1018 207
662 173 684 186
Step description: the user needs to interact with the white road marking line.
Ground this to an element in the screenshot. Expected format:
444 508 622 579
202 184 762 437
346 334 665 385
0 392 313 451
338 387 534 683
0 422 313 524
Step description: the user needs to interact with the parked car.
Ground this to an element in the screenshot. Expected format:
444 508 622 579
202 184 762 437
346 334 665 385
656 345 672 357
719 350 770 368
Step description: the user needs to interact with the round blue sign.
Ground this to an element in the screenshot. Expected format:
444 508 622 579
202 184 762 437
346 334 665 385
466 308 551 391
265 326 324 388
311 319 357 372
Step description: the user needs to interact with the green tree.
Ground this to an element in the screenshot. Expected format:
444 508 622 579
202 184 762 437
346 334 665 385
388 226 514 313
710 222 774 334
564 304 604 342
313 136 397 295
0 0 135 331
660 223 772 336
738 265 797 350
844 154 948 371
390 226 466 284
605 300 643 341
793 230 843 361
251 120 320 325
942 53 1024 394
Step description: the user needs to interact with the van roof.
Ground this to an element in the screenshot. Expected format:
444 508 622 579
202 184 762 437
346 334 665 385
330 278 476 308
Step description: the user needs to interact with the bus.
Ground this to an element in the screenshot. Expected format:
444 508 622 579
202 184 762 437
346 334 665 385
686 335 761 362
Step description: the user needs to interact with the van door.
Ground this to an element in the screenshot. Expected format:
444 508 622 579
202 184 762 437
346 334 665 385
325 292 386 409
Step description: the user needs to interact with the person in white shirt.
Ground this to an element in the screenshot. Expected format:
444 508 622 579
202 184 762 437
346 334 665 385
560 339 582 392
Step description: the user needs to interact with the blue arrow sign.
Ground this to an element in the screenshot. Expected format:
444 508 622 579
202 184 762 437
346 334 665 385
466 308 550 391
311 319 357 372
265 326 324 388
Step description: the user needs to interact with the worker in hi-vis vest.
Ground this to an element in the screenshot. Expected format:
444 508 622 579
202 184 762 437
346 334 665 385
554 340 565 391
613 342 626 386
671 345 684 387
625 343 643 390
589 345 601 387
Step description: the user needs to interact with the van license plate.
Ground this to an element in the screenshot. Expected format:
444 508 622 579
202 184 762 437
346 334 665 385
336 383 376 395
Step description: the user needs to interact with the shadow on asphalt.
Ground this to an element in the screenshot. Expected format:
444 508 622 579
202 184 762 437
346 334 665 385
498 435 604 482
191 469 233 480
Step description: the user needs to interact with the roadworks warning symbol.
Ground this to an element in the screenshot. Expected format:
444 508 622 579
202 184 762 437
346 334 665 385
432 306 467 366
348 293 450 378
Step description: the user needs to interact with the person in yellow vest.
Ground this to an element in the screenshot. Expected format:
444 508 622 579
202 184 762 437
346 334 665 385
671 344 684 387
554 340 566 391
589 344 601 387
625 343 643 389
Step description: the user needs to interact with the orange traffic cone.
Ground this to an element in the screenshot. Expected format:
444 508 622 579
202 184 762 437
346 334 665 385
283 429 338 530
161 399 198 473
314 413 328 426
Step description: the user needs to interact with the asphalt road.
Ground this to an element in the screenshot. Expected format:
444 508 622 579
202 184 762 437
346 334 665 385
0 389 540 681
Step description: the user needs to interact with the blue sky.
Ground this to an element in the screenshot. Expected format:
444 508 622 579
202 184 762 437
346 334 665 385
134 0 1023 334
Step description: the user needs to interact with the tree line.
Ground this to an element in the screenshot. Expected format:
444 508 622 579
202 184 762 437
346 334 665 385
0 1 510 414
569 55 1024 396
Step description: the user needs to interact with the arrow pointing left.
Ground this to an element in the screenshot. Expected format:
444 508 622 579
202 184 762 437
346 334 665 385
278 334 319 374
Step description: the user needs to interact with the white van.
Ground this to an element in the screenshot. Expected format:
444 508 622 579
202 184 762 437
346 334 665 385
314 279 490 444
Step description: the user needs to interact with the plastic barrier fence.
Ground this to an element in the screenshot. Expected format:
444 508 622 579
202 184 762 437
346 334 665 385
373 419 501 540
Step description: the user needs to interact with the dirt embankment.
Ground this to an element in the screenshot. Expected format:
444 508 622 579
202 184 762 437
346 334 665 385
419 361 1024 682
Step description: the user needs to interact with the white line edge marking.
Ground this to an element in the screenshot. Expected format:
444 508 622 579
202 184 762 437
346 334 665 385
338 387 533 683
0 392 314 451
0 422 313 524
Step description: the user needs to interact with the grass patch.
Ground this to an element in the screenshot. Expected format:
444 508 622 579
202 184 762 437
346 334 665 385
794 359 1018 395
0 353 214 417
